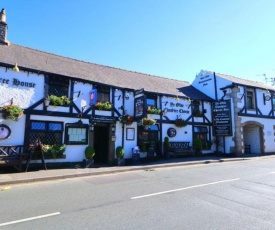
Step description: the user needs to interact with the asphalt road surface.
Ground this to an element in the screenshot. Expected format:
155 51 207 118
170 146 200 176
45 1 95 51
1 157 275 230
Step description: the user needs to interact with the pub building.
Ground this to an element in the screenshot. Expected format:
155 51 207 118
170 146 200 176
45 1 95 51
1 9 275 170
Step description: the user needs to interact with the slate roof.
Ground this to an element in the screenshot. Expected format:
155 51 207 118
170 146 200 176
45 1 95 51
212 71 275 91
0 43 212 100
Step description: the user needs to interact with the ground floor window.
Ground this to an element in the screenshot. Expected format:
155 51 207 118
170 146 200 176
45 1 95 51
194 126 211 150
29 120 63 145
138 125 159 152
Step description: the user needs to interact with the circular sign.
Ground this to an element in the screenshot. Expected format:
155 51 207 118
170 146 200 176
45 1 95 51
167 128 177 138
0 124 11 140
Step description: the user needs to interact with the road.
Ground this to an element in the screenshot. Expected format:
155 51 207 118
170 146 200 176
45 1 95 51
1 157 275 229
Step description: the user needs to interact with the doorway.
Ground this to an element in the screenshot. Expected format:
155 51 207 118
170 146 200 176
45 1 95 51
93 125 109 164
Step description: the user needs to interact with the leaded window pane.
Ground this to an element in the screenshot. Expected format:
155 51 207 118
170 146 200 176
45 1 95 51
49 123 62 131
31 122 46 130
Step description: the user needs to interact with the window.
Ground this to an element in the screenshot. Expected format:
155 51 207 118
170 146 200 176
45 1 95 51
272 97 275 110
193 100 200 112
146 95 157 107
138 125 159 152
96 85 110 102
65 123 89 145
49 75 69 97
29 120 63 145
246 89 255 110
194 126 211 150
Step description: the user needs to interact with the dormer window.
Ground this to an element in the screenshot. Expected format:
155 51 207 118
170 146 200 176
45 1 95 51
246 88 255 110
49 75 69 97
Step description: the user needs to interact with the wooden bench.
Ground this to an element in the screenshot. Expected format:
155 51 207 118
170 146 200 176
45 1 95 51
0 145 26 172
169 142 195 157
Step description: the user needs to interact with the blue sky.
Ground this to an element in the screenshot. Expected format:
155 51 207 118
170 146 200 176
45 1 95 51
2 0 275 84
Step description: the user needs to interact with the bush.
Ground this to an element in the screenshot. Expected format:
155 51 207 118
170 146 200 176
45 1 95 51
163 136 170 153
116 146 124 158
85 146 95 159
193 138 203 151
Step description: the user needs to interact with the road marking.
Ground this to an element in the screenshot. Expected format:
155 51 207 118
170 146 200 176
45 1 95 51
0 212 60 227
131 178 240 199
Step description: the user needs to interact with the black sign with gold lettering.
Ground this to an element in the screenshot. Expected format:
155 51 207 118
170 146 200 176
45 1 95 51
212 100 232 136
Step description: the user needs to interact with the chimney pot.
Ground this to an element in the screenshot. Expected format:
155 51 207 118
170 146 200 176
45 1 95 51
0 9 6 23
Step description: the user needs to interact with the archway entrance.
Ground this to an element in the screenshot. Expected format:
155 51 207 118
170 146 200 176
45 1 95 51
242 121 264 155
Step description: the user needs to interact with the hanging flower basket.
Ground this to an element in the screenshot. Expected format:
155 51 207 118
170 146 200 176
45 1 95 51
193 110 203 117
95 101 112 111
119 115 134 125
175 118 187 127
1 105 24 121
142 117 156 128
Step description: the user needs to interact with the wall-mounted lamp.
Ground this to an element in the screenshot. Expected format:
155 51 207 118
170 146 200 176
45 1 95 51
44 96 50 107
111 124 116 133
89 124 94 132
12 63 19 72
125 93 130 100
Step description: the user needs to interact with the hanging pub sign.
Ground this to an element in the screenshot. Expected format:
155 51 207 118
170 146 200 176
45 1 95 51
90 89 97 105
212 100 232 136
134 96 145 118
134 88 144 98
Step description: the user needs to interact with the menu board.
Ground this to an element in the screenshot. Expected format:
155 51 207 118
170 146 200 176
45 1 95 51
212 100 232 136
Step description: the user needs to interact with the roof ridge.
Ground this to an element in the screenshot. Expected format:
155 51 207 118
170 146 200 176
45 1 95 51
11 43 190 84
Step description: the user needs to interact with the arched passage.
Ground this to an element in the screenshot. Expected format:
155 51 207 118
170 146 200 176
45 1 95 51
242 121 264 155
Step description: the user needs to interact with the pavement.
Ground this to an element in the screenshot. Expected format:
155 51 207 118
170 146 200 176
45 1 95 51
1 154 274 187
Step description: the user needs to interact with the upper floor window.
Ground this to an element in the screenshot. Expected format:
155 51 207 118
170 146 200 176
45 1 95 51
96 85 110 102
272 97 275 110
49 75 69 97
246 88 255 110
146 95 157 107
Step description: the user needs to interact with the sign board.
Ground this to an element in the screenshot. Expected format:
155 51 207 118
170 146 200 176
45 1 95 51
90 89 97 105
134 96 145 118
134 88 144 98
212 100 232 136
90 116 115 123
167 128 177 138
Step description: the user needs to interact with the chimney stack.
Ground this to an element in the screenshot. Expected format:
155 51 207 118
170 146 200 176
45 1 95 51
0 9 9 45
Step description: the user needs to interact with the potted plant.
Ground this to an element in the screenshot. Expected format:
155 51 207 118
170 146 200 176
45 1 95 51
119 114 134 125
1 104 24 121
116 146 125 166
193 137 203 156
174 118 187 127
163 136 171 159
84 146 95 168
95 101 112 111
42 144 66 159
49 95 71 107
147 106 161 114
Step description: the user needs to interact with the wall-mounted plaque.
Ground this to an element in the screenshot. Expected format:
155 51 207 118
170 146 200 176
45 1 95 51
167 127 177 138
0 124 11 140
